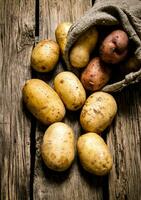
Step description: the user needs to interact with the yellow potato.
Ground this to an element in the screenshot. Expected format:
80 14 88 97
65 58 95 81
22 79 65 125
70 27 98 68
41 122 75 171
80 92 117 133
77 133 113 175
55 22 72 55
120 55 141 75
54 71 86 111
31 39 60 72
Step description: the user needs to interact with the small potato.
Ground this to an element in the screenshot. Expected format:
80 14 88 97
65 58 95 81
31 39 60 72
80 92 117 133
81 57 111 91
120 55 141 75
22 79 65 125
54 71 86 111
70 27 98 68
55 22 72 55
100 30 128 64
77 133 113 175
41 122 75 171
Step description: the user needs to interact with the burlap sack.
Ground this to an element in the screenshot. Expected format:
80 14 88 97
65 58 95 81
64 0 141 92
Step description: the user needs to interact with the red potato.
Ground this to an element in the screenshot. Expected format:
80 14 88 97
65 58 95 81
81 57 111 91
100 30 129 64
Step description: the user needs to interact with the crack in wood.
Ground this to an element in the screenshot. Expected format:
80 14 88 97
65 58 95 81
29 2 39 199
35 0 39 37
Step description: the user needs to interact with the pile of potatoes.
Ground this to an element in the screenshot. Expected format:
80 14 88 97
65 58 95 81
22 22 132 176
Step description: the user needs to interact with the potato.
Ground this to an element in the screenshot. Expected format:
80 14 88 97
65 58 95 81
31 39 60 72
100 30 128 64
120 55 141 75
41 122 75 171
70 27 98 68
80 92 117 133
77 133 113 175
22 79 65 125
54 71 86 111
81 57 111 91
55 22 72 55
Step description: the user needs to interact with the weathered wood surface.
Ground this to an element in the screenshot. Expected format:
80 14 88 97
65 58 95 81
0 0 35 199
0 0 141 200
107 84 141 200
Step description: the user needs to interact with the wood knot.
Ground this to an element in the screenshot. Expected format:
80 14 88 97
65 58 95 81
17 24 35 52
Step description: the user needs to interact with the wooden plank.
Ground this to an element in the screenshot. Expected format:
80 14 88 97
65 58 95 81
0 0 35 199
98 0 141 198
107 84 141 200
33 0 103 199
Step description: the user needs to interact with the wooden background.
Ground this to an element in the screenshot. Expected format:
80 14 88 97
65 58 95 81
0 0 141 199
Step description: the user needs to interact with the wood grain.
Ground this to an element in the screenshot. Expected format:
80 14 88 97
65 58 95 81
107 84 141 200
33 0 103 200
0 0 35 199
0 0 141 199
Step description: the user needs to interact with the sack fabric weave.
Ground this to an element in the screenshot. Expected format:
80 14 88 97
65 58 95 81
64 0 141 92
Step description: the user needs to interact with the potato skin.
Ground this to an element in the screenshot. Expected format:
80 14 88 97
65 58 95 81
70 27 98 68
77 133 113 175
54 71 86 111
22 79 65 125
120 55 141 75
41 122 75 171
81 57 111 91
55 22 72 55
100 30 128 64
31 40 60 72
80 92 117 133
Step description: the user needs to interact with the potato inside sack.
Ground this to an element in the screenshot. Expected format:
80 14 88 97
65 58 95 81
81 57 111 92
22 79 66 125
77 133 113 175
99 30 129 64
55 22 72 55
80 91 117 133
69 27 98 68
41 122 75 171
31 39 60 72
54 71 86 111
119 55 141 75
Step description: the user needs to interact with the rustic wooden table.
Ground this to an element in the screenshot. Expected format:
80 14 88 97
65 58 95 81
0 0 141 199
